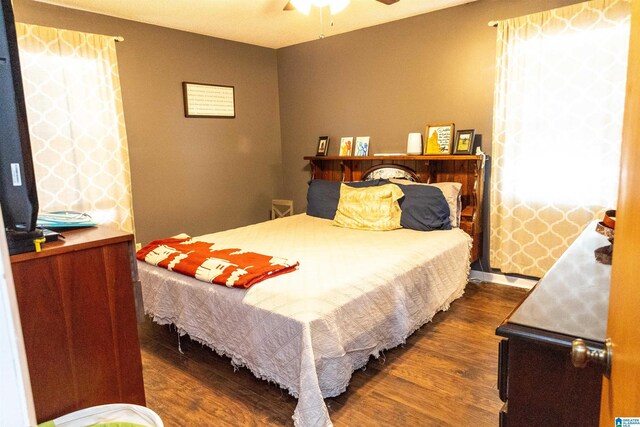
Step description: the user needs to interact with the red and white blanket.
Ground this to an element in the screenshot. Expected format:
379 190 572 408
136 237 299 288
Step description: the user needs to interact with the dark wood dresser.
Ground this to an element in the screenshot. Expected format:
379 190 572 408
10 227 145 423
496 222 611 426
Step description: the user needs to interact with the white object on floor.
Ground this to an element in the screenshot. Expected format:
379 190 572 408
271 199 293 219
52 404 163 427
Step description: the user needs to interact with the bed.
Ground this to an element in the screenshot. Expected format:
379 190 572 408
139 158 485 427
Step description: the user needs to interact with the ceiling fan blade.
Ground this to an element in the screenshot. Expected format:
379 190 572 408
285 0 399 11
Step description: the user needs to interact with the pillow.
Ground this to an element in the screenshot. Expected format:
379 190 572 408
393 183 451 231
390 179 462 227
306 180 340 219
333 184 403 231
306 179 389 219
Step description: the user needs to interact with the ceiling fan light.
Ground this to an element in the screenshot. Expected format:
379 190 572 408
291 0 312 15
329 0 350 14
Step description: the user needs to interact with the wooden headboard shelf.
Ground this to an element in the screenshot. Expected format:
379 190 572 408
303 155 486 262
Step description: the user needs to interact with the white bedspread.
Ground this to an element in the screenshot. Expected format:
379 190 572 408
139 214 471 426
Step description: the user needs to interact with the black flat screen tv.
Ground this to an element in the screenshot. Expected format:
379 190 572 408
0 0 42 254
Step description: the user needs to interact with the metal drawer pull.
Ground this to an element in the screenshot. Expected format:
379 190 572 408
571 338 612 377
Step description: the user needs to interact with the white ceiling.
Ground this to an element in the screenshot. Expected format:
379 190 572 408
35 0 477 49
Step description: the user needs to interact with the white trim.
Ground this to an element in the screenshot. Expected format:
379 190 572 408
0 212 37 427
469 269 537 289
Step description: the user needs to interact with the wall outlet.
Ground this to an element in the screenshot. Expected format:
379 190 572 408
135 242 142 251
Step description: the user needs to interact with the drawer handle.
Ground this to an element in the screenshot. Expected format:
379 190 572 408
571 338 612 377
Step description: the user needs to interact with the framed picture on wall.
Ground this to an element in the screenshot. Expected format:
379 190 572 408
339 137 353 156
453 129 475 155
424 123 455 155
354 137 370 156
316 136 330 156
182 82 235 118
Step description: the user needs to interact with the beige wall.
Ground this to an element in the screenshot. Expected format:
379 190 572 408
277 0 582 214
13 0 283 245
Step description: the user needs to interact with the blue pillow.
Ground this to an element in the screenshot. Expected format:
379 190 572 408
394 183 451 231
306 180 340 219
306 179 389 219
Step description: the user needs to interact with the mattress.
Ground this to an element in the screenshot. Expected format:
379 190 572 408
139 214 472 426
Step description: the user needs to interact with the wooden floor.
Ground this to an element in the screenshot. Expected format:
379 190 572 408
138 282 527 426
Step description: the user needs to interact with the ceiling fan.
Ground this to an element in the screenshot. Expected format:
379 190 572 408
284 0 400 14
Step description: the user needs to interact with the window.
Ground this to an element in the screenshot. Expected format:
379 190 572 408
17 24 134 232
490 0 631 276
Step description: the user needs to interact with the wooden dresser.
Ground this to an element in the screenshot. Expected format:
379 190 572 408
496 222 611 426
10 227 145 423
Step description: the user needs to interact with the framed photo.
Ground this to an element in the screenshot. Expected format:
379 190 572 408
339 137 353 156
183 82 235 118
316 136 330 156
354 136 370 156
425 123 455 155
453 129 476 155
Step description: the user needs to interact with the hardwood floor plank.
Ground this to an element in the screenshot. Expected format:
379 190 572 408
139 283 527 426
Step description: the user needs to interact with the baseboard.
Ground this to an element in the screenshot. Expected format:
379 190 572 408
469 270 537 289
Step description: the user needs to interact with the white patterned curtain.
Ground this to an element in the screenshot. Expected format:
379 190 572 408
15 24 134 233
490 0 631 277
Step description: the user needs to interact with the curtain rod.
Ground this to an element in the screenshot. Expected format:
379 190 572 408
114 36 124 42
488 20 499 27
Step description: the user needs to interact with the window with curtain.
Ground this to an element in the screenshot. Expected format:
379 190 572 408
15 23 134 233
490 0 631 277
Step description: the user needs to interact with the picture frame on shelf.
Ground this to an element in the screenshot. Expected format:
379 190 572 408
354 136 370 156
316 136 330 156
453 129 475 155
425 123 455 155
339 137 353 156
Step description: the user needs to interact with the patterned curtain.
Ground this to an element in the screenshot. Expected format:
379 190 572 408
490 0 631 277
15 24 134 233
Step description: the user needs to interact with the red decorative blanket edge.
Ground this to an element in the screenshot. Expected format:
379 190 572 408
136 237 299 288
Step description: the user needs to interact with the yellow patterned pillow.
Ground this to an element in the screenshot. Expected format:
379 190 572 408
333 184 404 231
